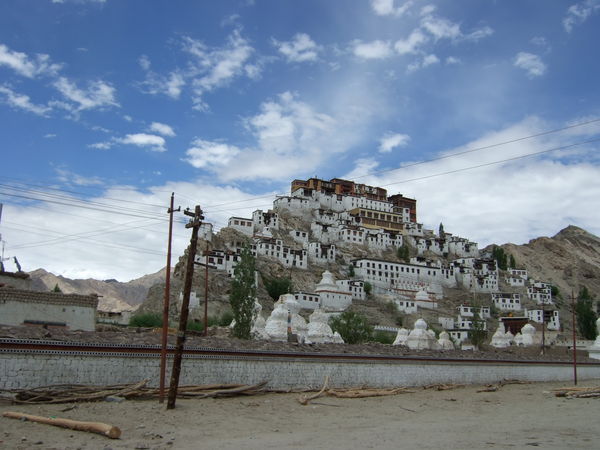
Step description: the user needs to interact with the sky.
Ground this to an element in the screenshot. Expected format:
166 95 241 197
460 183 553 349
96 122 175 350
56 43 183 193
1 0 599 281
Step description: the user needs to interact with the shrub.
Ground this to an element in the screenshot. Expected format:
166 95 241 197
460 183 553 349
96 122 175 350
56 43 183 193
219 311 234 326
187 321 203 332
372 330 394 345
263 276 293 301
363 282 372 296
129 313 162 328
329 311 373 344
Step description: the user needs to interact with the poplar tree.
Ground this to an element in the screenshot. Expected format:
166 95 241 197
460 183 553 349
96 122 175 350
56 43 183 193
229 246 256 339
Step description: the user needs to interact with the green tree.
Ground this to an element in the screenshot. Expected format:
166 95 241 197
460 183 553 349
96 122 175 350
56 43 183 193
329 311 373 344
576 286 597 340
492 246 508 271
509 254 516 269
229 246 257 339
363 281 372 296
438 222 445 237
263 276 293 301
397 244 410 263
348 264 355 278
468 317 487 348
52 283 62 293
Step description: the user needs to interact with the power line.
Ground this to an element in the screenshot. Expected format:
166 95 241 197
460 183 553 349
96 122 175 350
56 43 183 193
353 116 600 181
379 136 600 187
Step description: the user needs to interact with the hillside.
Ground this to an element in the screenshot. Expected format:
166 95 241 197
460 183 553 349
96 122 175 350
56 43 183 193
499 225 600 305
27 268 168 312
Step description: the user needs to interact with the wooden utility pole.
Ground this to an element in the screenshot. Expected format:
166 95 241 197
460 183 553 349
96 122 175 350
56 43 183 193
167 205 203 409
204 242 209 336
541 298 546 356
571 290 578 385
159 193 180 403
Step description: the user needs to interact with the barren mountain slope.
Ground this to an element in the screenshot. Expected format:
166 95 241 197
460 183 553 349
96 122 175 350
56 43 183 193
27 267 168 311
499 225 600 299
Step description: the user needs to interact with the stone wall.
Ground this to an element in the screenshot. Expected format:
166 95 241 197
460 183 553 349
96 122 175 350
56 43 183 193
2 348 600 390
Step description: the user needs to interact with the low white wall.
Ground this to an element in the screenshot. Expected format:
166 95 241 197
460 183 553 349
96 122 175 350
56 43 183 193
1 348 599 390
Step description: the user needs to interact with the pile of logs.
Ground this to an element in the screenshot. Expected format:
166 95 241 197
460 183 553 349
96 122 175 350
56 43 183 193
553 386 600 398
0 380 268 404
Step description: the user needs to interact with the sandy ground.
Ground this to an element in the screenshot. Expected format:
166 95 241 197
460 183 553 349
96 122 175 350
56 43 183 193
0 380 598 450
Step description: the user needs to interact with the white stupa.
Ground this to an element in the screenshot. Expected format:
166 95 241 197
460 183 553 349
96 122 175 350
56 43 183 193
307 308 341 343
315 271 352 311
415 289 429 302
264 294 307 342
490 321 511 348
520 323 537 346
405 319 437 350
251 300 269 340
264 301 289 342
437 331 455 350
392 328 409 346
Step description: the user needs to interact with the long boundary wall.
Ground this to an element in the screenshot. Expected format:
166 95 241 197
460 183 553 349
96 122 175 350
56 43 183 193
2 340 600 390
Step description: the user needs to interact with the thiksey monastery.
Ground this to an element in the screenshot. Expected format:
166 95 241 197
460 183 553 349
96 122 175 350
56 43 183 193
195 177 561 348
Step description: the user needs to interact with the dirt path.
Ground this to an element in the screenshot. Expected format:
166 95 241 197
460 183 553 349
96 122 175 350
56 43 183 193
1 381 597 449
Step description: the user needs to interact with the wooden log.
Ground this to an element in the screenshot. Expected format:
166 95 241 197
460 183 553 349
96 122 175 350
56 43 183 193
2 411 121 439
298 376 329 405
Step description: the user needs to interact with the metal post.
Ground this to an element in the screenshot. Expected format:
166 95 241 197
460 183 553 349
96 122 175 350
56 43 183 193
167 205 203 409
159 193 179 403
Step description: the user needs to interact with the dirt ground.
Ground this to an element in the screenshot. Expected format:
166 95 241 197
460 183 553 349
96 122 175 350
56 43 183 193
1 380 598 450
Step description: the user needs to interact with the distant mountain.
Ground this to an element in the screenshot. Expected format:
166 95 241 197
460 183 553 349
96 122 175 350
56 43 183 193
499 225 600 301
27 267 168 312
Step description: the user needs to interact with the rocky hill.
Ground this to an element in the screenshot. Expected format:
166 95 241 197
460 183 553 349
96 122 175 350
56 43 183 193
26 268 168 312
499 225 600 305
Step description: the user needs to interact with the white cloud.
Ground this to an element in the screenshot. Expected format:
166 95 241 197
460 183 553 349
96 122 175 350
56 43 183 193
55 167 103 186
379 132 410 153
138 54 151 71
183 91 361 181
343 116 600 248
0 85 51 116
184 30 256 109
148 122 175 137
371 0 413 17
462 26 494 42
89 141 112 150
394 29 428 55
563 0 600 32
352 40 393 60
53 77 119 112
421 15 461 41
118 133 166 152
407 53 439 73
0 44 62 78
446 56 460 65
514 52 547 78
0 180 277 280
185 139 240 168
274 33 320 63
91 133 167 152
44 133 57 138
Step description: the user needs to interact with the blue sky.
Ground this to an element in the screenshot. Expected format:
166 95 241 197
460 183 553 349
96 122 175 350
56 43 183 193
1 0 599 281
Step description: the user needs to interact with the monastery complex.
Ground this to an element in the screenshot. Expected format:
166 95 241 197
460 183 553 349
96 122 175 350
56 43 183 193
196 177 561 348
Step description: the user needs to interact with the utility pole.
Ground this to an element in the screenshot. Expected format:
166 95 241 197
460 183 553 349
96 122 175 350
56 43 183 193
571 290 578 385
167 205 203 409
159 193 180 404
541 298 546 355
204 241 209 337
